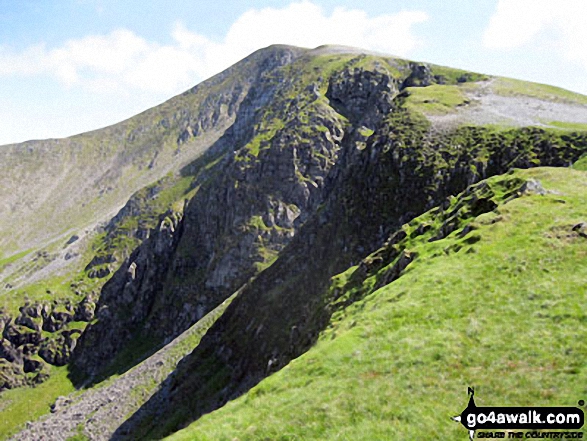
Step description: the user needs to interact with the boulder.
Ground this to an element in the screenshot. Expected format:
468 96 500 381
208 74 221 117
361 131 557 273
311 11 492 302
38 331 80 366
23 357 45 373
572 222 587 238
3 324 42 347
0 338 21 363
74 298 96 322
51 395 72 413
32 371 50 385
15 314 41 331
0 360 25 390
402 63 434 88
42 310 73 333
520 178 547 195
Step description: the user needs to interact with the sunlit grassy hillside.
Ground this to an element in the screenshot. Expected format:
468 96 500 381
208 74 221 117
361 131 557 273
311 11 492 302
169 167 587 440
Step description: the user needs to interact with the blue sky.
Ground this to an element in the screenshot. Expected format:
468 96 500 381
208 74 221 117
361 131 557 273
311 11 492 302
1 0 586 145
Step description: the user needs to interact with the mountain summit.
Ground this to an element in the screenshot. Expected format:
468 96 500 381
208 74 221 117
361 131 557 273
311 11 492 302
1 45 586 440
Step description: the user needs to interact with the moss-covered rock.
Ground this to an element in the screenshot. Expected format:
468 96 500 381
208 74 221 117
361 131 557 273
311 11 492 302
0 359 25 390
38 330 80 367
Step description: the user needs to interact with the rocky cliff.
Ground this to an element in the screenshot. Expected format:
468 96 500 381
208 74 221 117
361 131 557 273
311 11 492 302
74 48 587 437
112 81 587 439
2 44 587 440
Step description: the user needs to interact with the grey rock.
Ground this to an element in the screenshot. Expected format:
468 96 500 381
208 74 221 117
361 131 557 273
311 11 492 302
23 357 45 373
74 298 96 322
15 314 41 332
520 178 547 195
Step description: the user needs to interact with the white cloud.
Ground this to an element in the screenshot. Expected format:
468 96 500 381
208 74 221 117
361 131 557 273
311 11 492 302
484 0 587 70
221 3 428 61
0 1 428 97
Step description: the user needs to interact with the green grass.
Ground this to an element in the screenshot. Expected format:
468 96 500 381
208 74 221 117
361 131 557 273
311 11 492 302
1 274 82 317
167 167 587 440
358 127 374 137
0 249 31 271
494 77 587 105
429 65 489 85
573 154 587 171
247 215 270 231
546 121 587 132
240 119 285 158
0 366 75 439
403 84 472 115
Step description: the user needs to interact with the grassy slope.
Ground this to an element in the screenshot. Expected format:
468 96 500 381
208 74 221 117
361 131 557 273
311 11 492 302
403 84 474 115
0 366 75 439
0 171 196 317
494 77 587 105
0 294 235 440
168 167 587 440
403 65 488 116
547 121 587 132
2 46 587 438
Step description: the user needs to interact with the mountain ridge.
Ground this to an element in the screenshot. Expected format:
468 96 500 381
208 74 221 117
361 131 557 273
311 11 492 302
0 44 303 256
1 44 587 440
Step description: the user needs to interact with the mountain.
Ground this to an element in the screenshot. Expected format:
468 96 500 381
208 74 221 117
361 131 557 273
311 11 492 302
1 44 586 440
165 166 587 440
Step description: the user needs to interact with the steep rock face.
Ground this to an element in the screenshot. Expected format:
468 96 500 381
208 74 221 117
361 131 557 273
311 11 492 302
72 59 411 382
327 66 398 122
145 105 346 339
71 212 184 379
71 45 320 378
0 45 300 257
16 46 583 436
115 106 587 439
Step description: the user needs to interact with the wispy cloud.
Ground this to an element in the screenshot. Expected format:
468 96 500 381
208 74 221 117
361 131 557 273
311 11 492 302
0 1 428 96
483 0 587 71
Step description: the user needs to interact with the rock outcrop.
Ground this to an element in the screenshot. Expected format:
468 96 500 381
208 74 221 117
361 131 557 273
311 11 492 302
111 73 587 438
0 296 95 391
4 44 587 441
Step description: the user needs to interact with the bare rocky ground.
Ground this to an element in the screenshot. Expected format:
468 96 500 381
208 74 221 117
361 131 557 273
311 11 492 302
9 296 233 441
0 212 111 292
429 78 587 130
